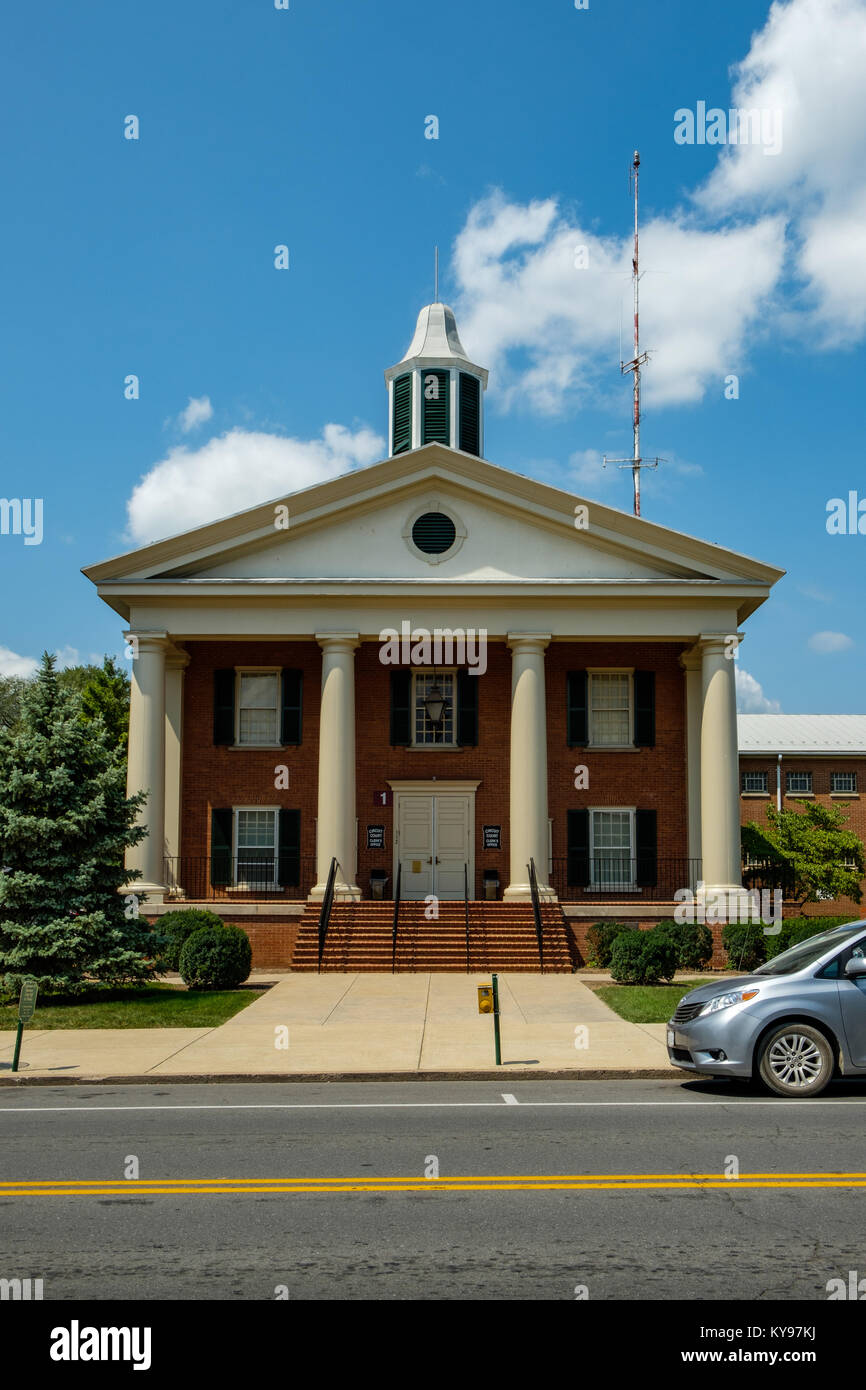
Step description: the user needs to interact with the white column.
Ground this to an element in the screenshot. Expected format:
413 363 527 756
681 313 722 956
699 635 744 896
164 649 189 893
311 633 360 900
681 647 702 889
124 631 168 900
504 633 555 901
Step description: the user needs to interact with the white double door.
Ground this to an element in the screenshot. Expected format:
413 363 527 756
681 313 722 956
395 792 473 900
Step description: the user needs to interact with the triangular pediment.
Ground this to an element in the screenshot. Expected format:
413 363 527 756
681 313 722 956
84 444 784 593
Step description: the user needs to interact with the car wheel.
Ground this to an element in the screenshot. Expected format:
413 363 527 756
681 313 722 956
757 1023 834 1098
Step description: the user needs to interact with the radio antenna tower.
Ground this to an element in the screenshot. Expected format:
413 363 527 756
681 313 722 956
603 150 663 516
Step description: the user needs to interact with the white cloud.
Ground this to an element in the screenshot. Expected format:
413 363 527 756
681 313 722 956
697 0 866 343
808 630 854 653
736 666 782 713
177 396 213 433
452 191 784 416
448 0 866 415
126 423 385 545
0 646 38 678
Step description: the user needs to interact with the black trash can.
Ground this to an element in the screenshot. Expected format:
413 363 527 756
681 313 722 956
483 869 500 901
370 868 390 900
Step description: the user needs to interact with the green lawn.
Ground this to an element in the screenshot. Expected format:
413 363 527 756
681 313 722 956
0 983 266 1030
593 981 708 1024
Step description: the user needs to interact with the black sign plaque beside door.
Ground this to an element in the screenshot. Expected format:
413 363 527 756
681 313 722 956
366 824 386 850
482 825 501 849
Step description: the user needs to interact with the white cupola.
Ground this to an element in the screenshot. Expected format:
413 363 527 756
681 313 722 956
384 302 488 458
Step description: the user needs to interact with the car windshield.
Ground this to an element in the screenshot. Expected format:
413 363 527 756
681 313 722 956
755 924 866 976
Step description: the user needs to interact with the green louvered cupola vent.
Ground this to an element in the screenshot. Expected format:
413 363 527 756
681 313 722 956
411 510 457 555
458 372 480 455
392 373 412 454
421 369 450 444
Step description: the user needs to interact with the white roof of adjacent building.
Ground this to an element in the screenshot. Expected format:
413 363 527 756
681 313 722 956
738 714 866 754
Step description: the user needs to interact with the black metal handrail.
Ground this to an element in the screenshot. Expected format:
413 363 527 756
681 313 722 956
464 862 470 973
163 855 316 901
548 857 702 903
391 860 402 974
318 857 339 973
528 857 544 974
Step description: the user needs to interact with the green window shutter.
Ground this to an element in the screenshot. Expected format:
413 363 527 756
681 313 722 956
390 670 411 745
277 809 301 887
421 369 450 444
567 809 590 886
211 808 233 887
392 372 412 454
567 671 588 747
633 671 655 747
213 669 236 745
458 373 480 455
456 669 478 746
635 810 658 887
280 669 303 745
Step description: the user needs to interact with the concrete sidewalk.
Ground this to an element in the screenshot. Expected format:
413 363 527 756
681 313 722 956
0 975 677 1082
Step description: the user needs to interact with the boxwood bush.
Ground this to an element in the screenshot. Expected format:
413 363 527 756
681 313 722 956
586 921 638 968
652 919 713 971
609 929 677 985
178 924 252 990
158 908 226 971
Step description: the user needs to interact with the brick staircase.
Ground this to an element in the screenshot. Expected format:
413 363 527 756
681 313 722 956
290 899 575 972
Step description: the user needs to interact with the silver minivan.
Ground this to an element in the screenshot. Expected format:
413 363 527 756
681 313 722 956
667 921 866 1096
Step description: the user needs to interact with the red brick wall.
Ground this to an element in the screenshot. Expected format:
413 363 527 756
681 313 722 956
739 757 866 916
179 638 689 900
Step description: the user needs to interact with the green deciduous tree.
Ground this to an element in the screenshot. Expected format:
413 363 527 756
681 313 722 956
742 803 864 912
0 653 156 995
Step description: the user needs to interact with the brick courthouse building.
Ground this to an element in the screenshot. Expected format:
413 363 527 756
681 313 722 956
85 303 784 969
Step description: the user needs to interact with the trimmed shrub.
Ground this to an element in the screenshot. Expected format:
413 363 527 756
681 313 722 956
158 908 226 971
765 913 860 960
586 921 638 968
610 929 677 985
721 923 766 973
653 919 713 971
178 924 252 990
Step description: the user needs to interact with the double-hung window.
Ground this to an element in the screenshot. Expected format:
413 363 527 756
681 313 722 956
590 809 635 890
237 671 279 746
589 672 631 746
235 809 278 889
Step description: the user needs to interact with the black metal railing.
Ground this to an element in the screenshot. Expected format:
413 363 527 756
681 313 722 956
528 857 544 973
548 857 702 903
391 861 402 974
318 857 339 972
163 856 316 902
464 862 470 973
742 858 798 898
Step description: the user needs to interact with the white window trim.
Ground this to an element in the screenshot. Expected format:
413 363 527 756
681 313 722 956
785 772 814 795
587 805 638 893
411 668 459 749
235 666 282 748
831 773 858 795
586 668 635 749
742 772 769 794
232 805 280 891
401 496 467 566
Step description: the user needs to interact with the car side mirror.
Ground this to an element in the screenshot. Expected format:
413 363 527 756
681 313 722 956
844 957 866 978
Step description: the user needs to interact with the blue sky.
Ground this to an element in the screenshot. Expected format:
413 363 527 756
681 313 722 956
1 0 864 712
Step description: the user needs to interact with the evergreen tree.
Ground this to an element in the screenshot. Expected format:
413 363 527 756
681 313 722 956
0 652 157 994
80 656 130 753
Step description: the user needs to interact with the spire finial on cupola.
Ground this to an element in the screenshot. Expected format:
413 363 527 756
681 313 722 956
384 292 488 459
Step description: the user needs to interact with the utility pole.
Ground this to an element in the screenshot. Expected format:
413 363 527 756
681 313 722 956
603 151 663 516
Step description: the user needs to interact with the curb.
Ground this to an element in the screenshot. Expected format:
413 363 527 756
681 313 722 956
0 1068 681 1086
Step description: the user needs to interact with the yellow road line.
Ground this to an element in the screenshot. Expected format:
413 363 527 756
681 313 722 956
1 1172 865 1196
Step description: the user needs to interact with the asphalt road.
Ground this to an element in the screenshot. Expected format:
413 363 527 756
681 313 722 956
2 1077 865 1301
